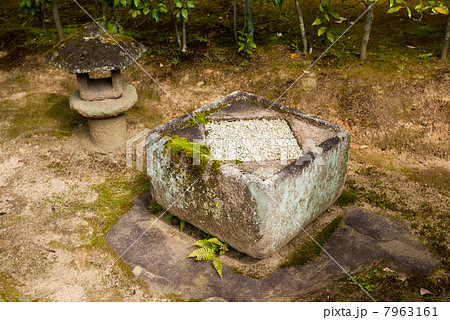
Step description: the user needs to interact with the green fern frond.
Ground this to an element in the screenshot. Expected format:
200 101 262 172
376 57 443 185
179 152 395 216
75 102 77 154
163 213 173 222
207 238 224 247
192 239 208 247
192 239 216 250
212 257 223 277
187 247 215 261
188 237 228 278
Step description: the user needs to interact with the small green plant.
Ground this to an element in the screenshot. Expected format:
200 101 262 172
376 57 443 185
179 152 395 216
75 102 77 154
419 53 432 60
214 50 226 63
156 48 165 56
237 31 257 56
188 238 228 277
203 53 212 62
163 212 174 221
143 49 153 57
162 212 186 231
289 39 300 52
148 201 186 232
195 35 211 44
171 55 181 66
148 200 163 214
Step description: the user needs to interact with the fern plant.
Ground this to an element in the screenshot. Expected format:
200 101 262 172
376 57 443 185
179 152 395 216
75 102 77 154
187 238 228 277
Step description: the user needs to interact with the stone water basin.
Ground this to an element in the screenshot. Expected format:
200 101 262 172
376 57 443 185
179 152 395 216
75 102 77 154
146 91 350 258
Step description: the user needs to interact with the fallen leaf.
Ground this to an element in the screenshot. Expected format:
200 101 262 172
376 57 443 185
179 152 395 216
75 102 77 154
334 17 347 24
291 54 296 59
434 7 447 15
420 288 432 296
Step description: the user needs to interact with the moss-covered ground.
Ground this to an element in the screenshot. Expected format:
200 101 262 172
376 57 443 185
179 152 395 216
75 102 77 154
279 216 344 268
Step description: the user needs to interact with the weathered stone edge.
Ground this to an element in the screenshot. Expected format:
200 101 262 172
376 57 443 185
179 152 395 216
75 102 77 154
145 90 350 182
69 82 137 118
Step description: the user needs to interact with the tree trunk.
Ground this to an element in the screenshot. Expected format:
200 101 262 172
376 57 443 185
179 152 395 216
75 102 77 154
360 1 375 61
294 0 308 53
244 0 254 41
244 0 253 42
182 18 187 52
51 1 64 41
233 0 237 43
168 0 181 49
39 9 47 36
309 0 323 54
441 13 450 60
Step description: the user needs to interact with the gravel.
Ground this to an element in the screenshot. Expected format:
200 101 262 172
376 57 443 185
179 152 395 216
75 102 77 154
205 119 302 162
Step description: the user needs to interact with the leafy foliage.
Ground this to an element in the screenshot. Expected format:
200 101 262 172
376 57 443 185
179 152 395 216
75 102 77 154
312 0 341 43
238 31 257 56
188 237 228 277
100 0 167 33
19 0 51 16
173 0 195 21
387 0 449 19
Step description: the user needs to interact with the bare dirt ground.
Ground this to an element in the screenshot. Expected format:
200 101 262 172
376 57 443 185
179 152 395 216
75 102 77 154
0 32 449 301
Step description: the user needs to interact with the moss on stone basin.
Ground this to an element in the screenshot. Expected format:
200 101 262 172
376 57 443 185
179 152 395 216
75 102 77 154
145 91 350 258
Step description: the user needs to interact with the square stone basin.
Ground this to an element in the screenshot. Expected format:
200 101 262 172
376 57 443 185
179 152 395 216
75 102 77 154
146 91 350 258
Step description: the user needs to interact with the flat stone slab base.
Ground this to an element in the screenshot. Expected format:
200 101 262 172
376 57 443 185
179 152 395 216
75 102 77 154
105 193 439 301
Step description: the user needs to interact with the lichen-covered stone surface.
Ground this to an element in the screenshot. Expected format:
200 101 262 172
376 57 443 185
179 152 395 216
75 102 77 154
146 91 351 258
77 70 123 101
69 82 137 118
105 195 439 301
87 114 127 150
44 23 146 74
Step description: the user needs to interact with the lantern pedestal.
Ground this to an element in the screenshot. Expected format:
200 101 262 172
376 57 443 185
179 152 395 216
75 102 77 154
87 115 127 150
69 82 137 150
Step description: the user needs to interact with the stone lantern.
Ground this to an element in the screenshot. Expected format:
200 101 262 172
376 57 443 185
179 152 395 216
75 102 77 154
45 23 146 150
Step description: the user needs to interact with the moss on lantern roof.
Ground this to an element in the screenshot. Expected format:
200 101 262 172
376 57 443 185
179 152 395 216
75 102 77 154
44 23 146 74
